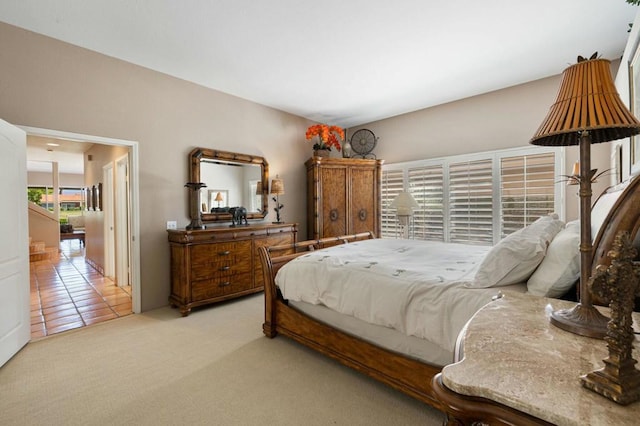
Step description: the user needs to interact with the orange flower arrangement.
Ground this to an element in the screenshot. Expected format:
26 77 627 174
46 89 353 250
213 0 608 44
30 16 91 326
305 124 344 152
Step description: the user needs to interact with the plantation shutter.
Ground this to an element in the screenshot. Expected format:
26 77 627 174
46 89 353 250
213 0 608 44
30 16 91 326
381 169 404 238
448 159 493 244
408 165 444 241
500 152 556 237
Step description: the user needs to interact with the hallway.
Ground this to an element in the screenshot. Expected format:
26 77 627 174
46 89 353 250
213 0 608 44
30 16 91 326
30 239 132 339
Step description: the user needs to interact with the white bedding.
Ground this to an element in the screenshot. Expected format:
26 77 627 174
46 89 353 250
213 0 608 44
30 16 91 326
276 239 518 353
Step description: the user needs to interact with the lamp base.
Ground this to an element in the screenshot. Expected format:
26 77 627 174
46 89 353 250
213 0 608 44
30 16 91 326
581 360 640 405
186 219 205 230
550 303 609 339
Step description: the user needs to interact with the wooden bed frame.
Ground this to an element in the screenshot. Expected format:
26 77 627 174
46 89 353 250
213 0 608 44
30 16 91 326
257 174 640 413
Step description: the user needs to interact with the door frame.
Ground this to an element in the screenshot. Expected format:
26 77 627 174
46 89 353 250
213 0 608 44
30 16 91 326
20 125 142 314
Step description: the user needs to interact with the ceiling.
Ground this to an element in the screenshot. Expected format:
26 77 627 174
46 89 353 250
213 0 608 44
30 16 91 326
2 1 638 140
26 135 91 175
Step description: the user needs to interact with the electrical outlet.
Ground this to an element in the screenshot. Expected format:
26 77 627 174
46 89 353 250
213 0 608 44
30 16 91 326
166 220 177 230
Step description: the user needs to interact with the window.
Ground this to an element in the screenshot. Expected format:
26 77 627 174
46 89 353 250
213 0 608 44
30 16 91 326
382 147 563 245
408 164 444 241
381 169 404 238
27 186 86 220
500 153 556 237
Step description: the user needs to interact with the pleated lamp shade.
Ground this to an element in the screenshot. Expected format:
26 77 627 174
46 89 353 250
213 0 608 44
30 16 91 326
530 57 640 146
270 177 285 195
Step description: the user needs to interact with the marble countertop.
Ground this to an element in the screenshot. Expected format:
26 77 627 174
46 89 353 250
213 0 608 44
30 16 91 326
441 291 640 426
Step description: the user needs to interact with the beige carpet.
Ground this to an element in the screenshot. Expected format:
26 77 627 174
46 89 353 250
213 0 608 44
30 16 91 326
0 294 445 425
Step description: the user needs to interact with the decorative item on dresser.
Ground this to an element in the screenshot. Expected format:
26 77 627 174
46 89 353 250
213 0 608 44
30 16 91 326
184 182 207 230
581 231 640 405
349 128 378 159
305 123 344 157
167 222 296 316
306 156 383 240
188 148 269 224
270 175 285 224
530 53 640 339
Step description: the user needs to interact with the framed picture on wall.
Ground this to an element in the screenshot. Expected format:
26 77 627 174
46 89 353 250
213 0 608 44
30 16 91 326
85 187 92 211
629 43 640 174
91 185 97 211
96 182 102 211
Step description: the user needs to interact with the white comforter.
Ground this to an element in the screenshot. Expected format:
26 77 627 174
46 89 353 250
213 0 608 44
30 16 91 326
276 239 510 352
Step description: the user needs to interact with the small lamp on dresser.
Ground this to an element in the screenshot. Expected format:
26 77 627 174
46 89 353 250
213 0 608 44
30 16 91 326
270 176 285 224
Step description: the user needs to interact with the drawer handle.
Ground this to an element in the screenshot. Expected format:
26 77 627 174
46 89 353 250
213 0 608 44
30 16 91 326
219 265 230 271
218 250 230 256
219 281 231 287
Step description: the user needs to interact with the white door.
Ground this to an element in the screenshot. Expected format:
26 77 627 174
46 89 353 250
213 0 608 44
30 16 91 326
0 119 30 367
103 163 115 278
115 154 130 287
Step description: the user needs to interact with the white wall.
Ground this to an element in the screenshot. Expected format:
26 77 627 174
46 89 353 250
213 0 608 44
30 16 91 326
28 171 84 187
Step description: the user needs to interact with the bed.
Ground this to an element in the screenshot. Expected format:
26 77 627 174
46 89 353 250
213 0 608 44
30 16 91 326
258 174 640 411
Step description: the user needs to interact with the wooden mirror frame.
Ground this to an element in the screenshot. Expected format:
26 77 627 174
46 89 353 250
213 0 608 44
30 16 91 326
189 147 269 223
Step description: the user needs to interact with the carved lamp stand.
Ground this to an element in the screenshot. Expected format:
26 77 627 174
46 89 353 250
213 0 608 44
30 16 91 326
185 182 207 230
581 231 640 405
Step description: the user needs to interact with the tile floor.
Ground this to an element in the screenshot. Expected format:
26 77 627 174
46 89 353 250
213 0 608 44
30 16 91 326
30 239 132 339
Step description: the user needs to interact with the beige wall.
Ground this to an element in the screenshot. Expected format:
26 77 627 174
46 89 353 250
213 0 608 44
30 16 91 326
0 22 313 311
82 143 129 275
349 71 614 221
1 21 620 312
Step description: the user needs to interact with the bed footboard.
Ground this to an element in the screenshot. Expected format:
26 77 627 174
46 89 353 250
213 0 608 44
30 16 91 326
257 231 445 410
258 231 374 337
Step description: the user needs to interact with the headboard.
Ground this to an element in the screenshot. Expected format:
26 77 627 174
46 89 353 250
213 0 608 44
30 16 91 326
590 174 640 275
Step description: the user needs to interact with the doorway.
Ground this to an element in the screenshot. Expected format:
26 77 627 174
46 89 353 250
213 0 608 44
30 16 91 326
22 125 141 319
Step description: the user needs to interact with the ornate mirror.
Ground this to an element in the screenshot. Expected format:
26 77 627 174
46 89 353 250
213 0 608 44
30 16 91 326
189 148 269 223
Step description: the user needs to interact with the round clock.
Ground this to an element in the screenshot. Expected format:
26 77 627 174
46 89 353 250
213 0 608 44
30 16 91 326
350 129 378 158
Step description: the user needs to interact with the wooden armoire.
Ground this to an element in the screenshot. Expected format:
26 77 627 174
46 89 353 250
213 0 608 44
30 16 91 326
306 157 383 240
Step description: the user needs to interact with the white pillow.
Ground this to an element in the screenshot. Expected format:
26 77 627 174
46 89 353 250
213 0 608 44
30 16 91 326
469 214 565 288
527 220 580 298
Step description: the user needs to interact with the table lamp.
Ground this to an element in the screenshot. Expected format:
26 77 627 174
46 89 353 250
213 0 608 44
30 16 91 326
390 191 419 239
270 176 285 224
530 53 640 338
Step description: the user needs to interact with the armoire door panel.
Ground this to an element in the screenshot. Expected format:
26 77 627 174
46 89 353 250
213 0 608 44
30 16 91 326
350 168 376 234
321 167 347 237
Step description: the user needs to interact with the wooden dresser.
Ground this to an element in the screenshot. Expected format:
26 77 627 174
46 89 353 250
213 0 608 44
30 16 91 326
167 222 297 316
306 157 383 240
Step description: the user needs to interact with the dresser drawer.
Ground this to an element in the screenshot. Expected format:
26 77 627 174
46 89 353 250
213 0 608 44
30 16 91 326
191 272 253 301
190 241 252 281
